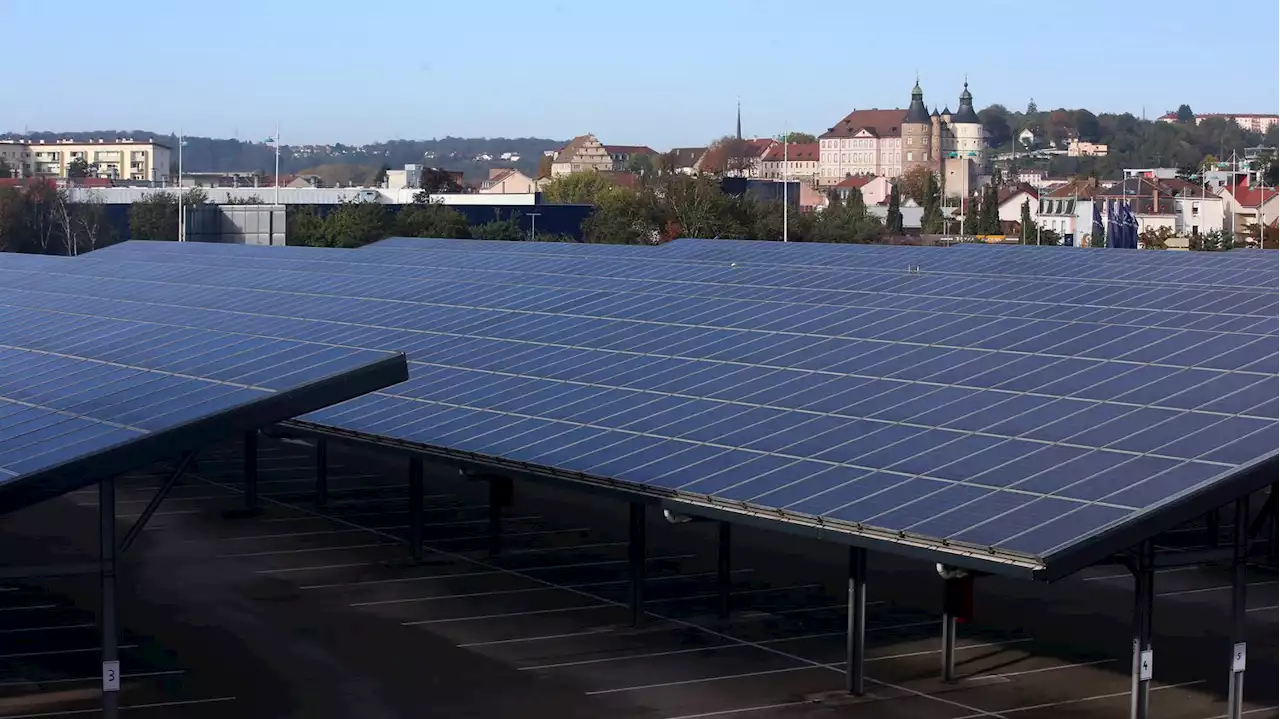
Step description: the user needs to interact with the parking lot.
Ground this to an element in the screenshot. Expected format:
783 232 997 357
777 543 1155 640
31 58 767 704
1 436 1276 718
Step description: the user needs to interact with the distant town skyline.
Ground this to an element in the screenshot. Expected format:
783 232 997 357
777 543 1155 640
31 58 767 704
2 0 1276 147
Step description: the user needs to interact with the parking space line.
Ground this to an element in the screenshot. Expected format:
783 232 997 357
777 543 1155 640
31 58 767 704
402 603 613 625
457 627 621 648
299 554 698 590
585 666 818 694
1 643 138 660
948 680 1205 718
1158 580 1277 597
960 658 1113 682
751 619 943 645
122 509 204 519
0 622 94 635
495 541 625 556
0 696 238 717
1193 707 1280 719
190 470 1009 719
659 699 820 719
0 670 185 689
0 603 57 612
255 561 375 574
351 569 755 607
258 504 490 523
1082 566 1199 582
432 527 591 543
193 516 547 543
647 583 822 605
569 638 1032 689
218 542 399 558
1246 604 1277 613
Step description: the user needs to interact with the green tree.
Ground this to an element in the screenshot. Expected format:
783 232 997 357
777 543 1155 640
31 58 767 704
224 194 265 205
470 209 525 240
980 184 1001 234
962 193 980 236
395 200 470 238
129 191 180 241
372 163 390 187
625 154 655 176
323 200 389 247
781 132 818 144
846 186 866 216
1175 104 1195 123
541 171 616 205
0 158 12 179
419 168 463 193
898 166 932 205
67 157 91 179
978 105 1012 148
286 206 327 247
1019 198 1035 243
885 185 904 234
920 173 944 234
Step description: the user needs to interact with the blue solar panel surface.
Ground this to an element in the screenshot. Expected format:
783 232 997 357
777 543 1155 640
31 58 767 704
9 240 1277 577
0 267 406 510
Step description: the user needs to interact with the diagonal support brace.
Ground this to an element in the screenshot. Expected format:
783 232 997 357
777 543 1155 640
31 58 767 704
119 451 197 554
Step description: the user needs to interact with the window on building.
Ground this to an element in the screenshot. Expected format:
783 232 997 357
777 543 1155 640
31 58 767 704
906 152 913 161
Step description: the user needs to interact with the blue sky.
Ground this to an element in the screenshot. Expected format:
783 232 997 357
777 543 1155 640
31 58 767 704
3 0 1276 148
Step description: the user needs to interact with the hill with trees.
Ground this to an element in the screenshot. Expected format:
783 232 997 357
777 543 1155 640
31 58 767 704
3 131 564 183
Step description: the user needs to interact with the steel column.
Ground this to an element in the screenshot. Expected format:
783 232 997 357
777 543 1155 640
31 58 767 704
99 477 119 719
408 457 424 562
847 546 868 695
1130 540 1155 719
1227 497 1250 719
717 522 732 619
315 439 328 507
488 476 503 557
1207 508 1221 548
243 431 258 512
941 610 957 682
628 502 646 627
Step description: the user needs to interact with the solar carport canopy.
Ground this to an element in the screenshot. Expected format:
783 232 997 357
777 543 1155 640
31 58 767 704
0 263 408 512
4 239 1276 580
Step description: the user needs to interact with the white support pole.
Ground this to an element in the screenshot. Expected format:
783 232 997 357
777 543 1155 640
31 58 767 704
782 125 789 243
274 121 281 206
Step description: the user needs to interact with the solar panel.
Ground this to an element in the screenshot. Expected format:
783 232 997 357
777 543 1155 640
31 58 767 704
3 242 1274 578
0 276 408 512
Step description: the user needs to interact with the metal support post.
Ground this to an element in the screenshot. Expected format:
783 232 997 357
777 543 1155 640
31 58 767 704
941 608 957 682
315 439 328 507
717 521 732 619
628 502 646 627
1130 540 1155 719
99 477 119 719
120 451 196 553
1271 484 1279 567
243 431 258 512
1207 509 1221 548
408 457 424 562
488 476 503 557
847 546 868 695
1227 497 1250 719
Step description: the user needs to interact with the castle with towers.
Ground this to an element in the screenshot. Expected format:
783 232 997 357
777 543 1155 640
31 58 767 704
818 79 987 196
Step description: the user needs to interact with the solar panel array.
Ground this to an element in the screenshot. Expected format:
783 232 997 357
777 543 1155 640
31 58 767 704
5 240 1276 576
0 268 406 511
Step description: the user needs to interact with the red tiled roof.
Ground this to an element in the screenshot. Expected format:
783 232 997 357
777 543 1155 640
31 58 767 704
834 175 876 189
763 143 819 161
603 145 656 156
996 183 1038 205
820 109 906 139
1221 182 1278 207
1045 178 1104 198
741 138 778 157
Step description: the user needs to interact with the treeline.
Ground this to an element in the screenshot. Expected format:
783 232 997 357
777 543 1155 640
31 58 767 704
280 173 890 249
286 194 566 248
7 132 561 182
978 104 1278 178
0 182 115 255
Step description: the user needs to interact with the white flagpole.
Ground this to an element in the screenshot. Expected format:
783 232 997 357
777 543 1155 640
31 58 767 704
178 128 184 242
782 124 789 243
276 120 284 204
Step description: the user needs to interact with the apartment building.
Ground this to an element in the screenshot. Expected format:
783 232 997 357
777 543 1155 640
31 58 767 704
1 138 171 182
1158 112 1279 134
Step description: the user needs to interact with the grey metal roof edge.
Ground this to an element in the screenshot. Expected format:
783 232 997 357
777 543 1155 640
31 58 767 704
1035 451 1279 582
0 353 408 515
278 420 1046 579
